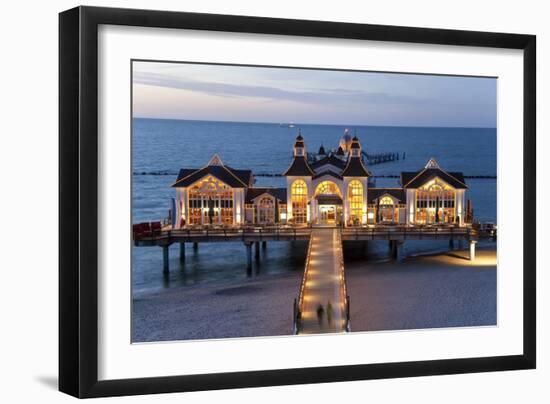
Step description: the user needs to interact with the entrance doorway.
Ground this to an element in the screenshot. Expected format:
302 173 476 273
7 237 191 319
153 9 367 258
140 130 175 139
319 205 335 223
318 205 342 225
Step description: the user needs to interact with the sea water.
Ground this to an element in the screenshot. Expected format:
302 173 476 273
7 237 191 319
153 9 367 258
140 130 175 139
132 119 496 293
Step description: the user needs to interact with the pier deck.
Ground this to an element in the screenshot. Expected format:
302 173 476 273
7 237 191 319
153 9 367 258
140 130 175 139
298 228 348 334
135 225 474 246
133 224 488 274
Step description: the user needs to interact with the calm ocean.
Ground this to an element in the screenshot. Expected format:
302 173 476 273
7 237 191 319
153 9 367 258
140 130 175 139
132 118 497 293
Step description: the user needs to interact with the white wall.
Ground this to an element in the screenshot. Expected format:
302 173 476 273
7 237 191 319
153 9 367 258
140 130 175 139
0 0 547 403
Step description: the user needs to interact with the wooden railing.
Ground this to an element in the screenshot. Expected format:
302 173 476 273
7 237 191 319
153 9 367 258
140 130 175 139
341 225 470 240
134 224 313 243
335 228 351 332
134 223 489 245
293 234 314 334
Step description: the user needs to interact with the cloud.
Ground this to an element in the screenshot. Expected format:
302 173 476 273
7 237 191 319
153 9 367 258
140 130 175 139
133 71 433 106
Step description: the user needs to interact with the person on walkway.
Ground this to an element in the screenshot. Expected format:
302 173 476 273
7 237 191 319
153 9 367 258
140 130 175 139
326 300 333 328
316 303 324 326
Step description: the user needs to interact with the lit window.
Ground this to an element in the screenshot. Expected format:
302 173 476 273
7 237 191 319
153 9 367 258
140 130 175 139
379 196 394 206
315 181 341 197
348 180 363 225
257 196 275 224
291 180 308 224
415 178 456 224
188 176 233 225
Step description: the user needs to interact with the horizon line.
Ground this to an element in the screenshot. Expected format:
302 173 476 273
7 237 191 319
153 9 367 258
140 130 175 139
133 116 497 130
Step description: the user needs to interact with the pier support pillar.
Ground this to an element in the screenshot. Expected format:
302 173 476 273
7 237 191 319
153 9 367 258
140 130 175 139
255 241 260 260
394 241 405 263
245 242 252 273
469 240 477 261
449 238 455 250
193 242 198 251
262 241 267 250
162 245 170 274
388 240 395 258
458 239 464 250
179 242 185 261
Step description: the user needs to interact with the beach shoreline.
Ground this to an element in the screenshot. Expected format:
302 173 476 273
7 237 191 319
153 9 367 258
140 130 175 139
132 245 496 343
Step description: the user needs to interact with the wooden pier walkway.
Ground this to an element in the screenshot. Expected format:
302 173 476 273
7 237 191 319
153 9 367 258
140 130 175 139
295 228 349 335
133 224 488 274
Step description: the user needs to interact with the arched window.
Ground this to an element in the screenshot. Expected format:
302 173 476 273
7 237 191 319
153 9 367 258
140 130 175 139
377 195 396 223
188 176 234 225
315 181 342 197
257 196 275 224
291 180 308 224
348 180 363 224
416 178 456 224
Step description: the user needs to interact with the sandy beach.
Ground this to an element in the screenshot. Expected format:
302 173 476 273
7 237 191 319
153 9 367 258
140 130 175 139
132 271 302 342
346 247 497 332
132 246 496 342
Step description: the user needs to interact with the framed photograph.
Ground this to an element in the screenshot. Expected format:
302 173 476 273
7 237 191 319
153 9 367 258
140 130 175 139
59 6 536 398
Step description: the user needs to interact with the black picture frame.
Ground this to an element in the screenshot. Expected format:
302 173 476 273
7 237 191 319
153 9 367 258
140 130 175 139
59 6 536 398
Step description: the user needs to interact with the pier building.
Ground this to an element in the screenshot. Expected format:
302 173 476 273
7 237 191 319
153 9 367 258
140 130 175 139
171 131 468 228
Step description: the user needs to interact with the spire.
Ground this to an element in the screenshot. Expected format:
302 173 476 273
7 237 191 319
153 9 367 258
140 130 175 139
284 133 314 176
293 131 305 157
340 135 369 177
425 158 440 169
207 154 224 166
318 144 326 155
349 136 361 157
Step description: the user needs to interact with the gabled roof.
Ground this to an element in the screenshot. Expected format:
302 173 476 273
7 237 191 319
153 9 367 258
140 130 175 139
310 154 346 170
341 157 370 177
172 165 252 188
245 188 287 203
228 167 254 186
368 188 406 204
312 171 343 180
400 168 467 189
283 156 314 176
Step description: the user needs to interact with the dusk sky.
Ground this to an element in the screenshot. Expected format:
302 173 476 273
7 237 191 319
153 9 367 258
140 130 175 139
132 61 497 128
